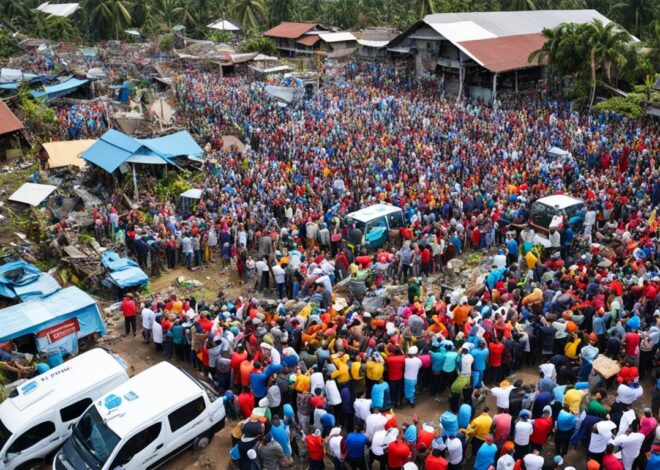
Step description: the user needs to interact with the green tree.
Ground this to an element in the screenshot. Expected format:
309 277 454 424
268 0 293 26
87 0 134 39
609 0 656 39
414 0 436 18
232 0 267 30
508 0 536 10
238 36 276 53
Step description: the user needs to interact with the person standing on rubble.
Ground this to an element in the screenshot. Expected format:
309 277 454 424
121 292 137 337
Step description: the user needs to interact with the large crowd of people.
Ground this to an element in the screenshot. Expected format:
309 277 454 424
99 63 660 470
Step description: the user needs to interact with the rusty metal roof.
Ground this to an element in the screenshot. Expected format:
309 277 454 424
0 101 23 136
297 35 320 46
264 22 319 39
458 33 547 73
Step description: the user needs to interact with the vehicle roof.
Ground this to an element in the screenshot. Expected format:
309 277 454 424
0 349 127 432
95 362 203 438
535 194 584 209
346 204 402 223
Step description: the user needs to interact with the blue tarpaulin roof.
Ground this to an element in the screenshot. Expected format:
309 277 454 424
101 251 148 288
31 78 88 99
82 129 202 173
0 286 106 343
0 261 61 301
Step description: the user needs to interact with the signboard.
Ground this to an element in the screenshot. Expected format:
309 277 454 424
37 318 80 343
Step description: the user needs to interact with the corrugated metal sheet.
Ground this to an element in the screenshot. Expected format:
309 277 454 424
458 33 547 72
9 183 57 206
427 21 496 42
0 101 23 136
297 35 320 46
318 32 357 43
32 77 88 100
424 9 615 38
264 22 318 39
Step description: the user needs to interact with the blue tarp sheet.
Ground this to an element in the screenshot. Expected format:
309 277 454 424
102 251 148 288
82 129 201 173
31 78 88 99
0 286 107 344
0 261 60 301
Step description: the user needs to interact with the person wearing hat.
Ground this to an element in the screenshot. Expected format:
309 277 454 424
529 406 553 451
513 409 533 460
474 434 497 470
497 441 515 470
326 426 345 470
404 346 422 407
121 292 137 337
305 429 325 470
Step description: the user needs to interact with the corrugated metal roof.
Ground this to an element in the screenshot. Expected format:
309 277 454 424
297 35 320 46
9 183 57 206
424 9 614 38
458 33 547 72
318 32 357 43
0 101 23 136
427 21 496 42
264 22 319 39
32 77 88 100
358 39 390 48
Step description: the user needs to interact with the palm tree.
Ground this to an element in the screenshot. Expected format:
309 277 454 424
232 0 267 30
609 0 652 39
508 0 536 10
268 0 292 26
2 0 34 28
414 0 435 18
583 19 631 111
88 0 133 39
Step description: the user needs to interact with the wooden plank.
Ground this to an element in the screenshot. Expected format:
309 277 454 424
63 245 87 259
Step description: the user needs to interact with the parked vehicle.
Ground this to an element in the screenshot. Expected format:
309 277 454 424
54 361 226 470
0 348 129 470
345 203 404 249
530 194 585 246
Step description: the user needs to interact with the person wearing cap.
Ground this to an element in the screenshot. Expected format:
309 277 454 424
474 434 497 470
529 405 553 451
404 346 422 407
305 429 325 470
121 292 137 337
496 441 515 470
491 380 513 412
513 410 533 460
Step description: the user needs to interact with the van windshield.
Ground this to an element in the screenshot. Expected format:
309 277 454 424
345 217 366 233
0 418 12 451
72 406 120 469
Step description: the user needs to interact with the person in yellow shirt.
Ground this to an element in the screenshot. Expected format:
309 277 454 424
563 385 586 414
365 352 385 397
564 334 581 359
351 353 366 398
293 370 311 394
330 353 351 387
462 407 493 457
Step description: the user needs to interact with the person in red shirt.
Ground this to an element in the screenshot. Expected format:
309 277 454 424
237 386 255 418
623 330 641 363
305 429 325 470
602 443 624 470
231 345 248 387
386 349 406 408
387 432 412 470
425 447 449 470
487 336 504 384
530 406 554 451
420 245 432 278
120 293 137 336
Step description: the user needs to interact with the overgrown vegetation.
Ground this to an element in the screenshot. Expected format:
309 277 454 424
238 37 276 54
0 28 20 60
154 171 192 201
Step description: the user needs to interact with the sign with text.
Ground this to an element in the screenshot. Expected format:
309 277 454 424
37 318 80 343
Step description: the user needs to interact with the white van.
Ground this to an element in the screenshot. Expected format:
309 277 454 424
345 203 404 248
53 361 226 470
0 348 129 470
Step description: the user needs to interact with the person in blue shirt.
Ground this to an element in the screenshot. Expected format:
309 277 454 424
345 426 369 470
473 435 497 470
647 444 660 470
555 404 577 456
270 415 292 457
371 378 390 410
470 340 489 388
506 234 519 266
430 343 446 397
320 412 335 437
441 345 459 393
250 362 283 401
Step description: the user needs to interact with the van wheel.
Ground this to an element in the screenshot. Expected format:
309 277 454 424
193 432 214 450
17 460 43 470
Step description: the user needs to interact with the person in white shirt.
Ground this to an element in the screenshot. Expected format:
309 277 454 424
491 380 514 411
460 347 474 376
523 449 544 470
310 371 325 396
354 398 372 427
493 251 507 269
141 305 156 343
404 346 423 406
497 445 515 470
272 263 286 298
365 411 388 440
326 427 344 468
325 378 342 408
616 382 644 405
445 434 464 467
514 410 534 459
613 422 645 470
370 427 397 469
589 420 617 458
615 407 637 438
152 318 163 352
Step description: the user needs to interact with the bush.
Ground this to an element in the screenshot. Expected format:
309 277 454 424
593 97 645 120
0 29 20 60
238 37 276 55
159 34 174 52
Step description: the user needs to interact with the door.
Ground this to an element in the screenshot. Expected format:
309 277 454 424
2 420 57 468
106 422 164 470
165 396 208 451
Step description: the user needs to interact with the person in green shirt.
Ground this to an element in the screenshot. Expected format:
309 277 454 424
449 374 471 412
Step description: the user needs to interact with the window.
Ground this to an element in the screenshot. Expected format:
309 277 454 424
167 396 206 433
110 423 162 468
7 421 55 454
388 212 404 229
0 419 12 451
60 398 93 422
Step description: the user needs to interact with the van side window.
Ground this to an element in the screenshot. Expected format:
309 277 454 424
110 423 162 467
60 398 93 422
388 212 404 229
7 422 55 454
167 396 206 433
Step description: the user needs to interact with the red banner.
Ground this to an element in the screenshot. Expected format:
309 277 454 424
37 318 80 343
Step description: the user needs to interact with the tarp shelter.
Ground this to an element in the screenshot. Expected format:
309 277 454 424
101 251 148 289
0 101 24 137
180 188 203 199
0 261 60 301
0 286 106 354
82 129 203 174
36 2 80 17
207 19 241 31
9 183 57 206
43 139 96 168
32 77 88 100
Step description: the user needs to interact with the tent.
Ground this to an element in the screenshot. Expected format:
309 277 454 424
82 129 203 174
0 286 106 352
9 183 57 206
207 19 241 31
43 139 96 168
0 261 60 301
101 251 148 289
180 188 203 199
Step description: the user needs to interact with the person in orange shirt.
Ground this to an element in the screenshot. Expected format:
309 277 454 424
451 299 471 335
